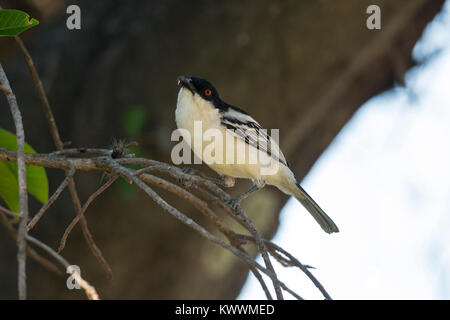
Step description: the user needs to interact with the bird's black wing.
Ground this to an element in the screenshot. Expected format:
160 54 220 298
219 105 289 167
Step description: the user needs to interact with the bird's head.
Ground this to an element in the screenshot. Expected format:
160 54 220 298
177 76 219 102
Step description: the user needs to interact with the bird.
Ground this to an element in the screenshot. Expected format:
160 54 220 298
175 75 339 234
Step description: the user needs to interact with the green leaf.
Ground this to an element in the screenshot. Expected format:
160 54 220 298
122 105 148 138
0 128 48 212
0 162 20 212
0 9 39 37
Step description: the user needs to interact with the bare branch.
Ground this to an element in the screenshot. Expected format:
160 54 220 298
236 234 332 300
14 37 63 150
233 205 283 299
0 147 332 299
15 36 112 280
135 171 280 297
66 178 114 280
0 63 30 300
27 168 74 232
51 148 113 157
249 267 273 300
137 171 241 243
58 175 119 253
106 159 295 297
26 235 100 300
0 212 62 276
0 204 22 219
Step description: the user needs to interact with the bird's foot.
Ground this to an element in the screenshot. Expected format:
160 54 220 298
226 196 241 212
178 167 197 187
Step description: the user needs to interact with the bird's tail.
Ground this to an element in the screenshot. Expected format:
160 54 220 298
291 183 339 234
265 166 339 233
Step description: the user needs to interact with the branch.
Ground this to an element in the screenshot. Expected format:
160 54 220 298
15 35 112 279
0 211 62 276
14 37 63 150
26 235 100 300
27 168 74 232
236 234 332 300
0 63 30 300
0 203 22 219
58 175 119 253
0 147 332 299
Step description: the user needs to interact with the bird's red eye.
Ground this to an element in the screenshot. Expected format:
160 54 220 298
205 89 212 96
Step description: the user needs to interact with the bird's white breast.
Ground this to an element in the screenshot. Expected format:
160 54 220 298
175 87 221 133
175 87 221 159
174 87 289 182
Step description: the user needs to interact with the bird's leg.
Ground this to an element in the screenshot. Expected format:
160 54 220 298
227 183 263 210
178 168 197 187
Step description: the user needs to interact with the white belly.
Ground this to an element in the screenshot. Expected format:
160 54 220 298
175 87 290 182
175 87 221 159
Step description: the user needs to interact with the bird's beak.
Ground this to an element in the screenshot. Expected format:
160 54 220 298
177 75 196 94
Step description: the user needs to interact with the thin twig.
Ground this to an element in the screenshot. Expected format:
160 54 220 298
135 170 280 298
137 171 242 244
0 63 30 300
26 235 100 300
154 166 284 298
0 204 22 219
190 185 308 299
0 212 62 276
249 266 273 300
233 206 283 299
51 147 136 158
14 37 63 150
67 178 114 279
136 169 275 297
106 160 295 297
27 168 74 232
15 35 112 279
236 234 332 300
51 148 113 157
58 175 119 253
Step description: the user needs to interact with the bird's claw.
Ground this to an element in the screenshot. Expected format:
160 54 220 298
178 168 196 187
226 197 241 212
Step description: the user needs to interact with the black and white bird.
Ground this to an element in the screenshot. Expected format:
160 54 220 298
175 76 339 234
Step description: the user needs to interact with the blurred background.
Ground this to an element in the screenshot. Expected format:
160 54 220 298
241 0 450 299
0 0 448 299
